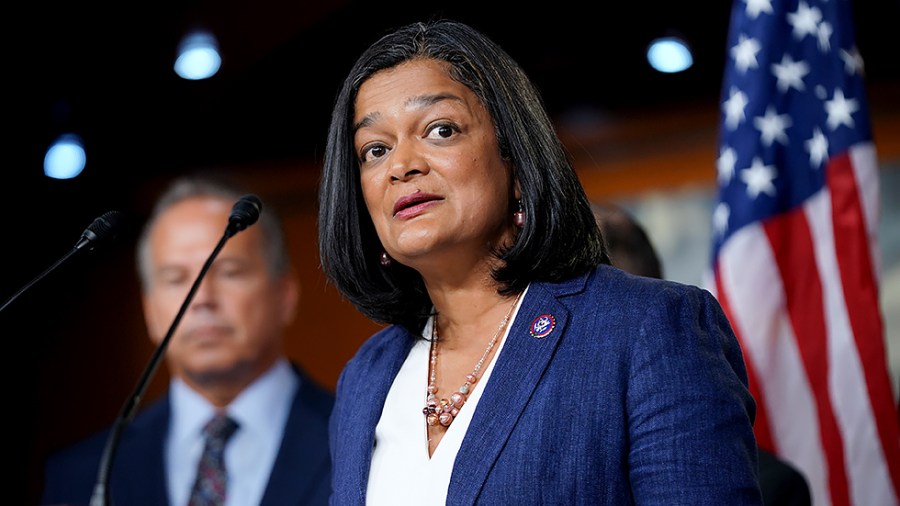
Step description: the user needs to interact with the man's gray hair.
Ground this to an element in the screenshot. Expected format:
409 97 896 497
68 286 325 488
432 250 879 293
136 174 290 291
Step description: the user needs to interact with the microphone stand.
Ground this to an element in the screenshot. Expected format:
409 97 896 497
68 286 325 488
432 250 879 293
0 249 79 313
90 225 236 506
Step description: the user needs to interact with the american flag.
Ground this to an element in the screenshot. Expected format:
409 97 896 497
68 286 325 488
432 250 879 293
707 0 900 504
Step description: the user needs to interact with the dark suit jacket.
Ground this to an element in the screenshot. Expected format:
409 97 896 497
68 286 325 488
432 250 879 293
758 449 812 506
329 265 763 505
41 364 333 506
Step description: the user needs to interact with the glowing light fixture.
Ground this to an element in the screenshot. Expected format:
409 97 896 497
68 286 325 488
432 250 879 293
646 36 693 74
44 134 86 179
174 30 221 80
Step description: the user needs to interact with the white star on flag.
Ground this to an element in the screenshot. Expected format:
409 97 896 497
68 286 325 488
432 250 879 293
740 157 777 198
824 88 858 130
718 146 738 184
753 106 792 147
772 54 809 92
804 127 829 168
723 87 749 130
731 34 761 73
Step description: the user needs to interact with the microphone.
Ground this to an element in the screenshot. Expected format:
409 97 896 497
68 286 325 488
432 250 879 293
90 196 262 506
75 210 125 251
225 194 262 237
0 210 125 314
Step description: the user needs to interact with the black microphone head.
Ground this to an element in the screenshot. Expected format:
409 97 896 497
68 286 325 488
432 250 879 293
75 210 125 251
226 194 263 236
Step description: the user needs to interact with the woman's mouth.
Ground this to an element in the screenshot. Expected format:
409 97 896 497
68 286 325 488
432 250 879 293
393 192 443 218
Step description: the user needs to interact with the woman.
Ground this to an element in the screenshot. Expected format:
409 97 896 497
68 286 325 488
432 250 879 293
318 19 762 505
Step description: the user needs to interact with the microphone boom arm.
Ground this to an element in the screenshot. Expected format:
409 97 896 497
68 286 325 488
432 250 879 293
0 249 77 313
0 210 124 314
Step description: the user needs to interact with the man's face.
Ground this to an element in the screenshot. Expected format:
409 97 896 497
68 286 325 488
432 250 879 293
141 196 297 388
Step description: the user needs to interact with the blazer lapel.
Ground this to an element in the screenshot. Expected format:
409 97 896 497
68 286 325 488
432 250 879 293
448 277 584 504
341 327 415 502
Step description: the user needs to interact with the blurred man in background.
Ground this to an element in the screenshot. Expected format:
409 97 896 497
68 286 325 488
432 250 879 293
41 174 333 506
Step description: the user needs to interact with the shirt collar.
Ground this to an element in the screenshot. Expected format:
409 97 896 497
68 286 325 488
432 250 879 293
169 357 299 444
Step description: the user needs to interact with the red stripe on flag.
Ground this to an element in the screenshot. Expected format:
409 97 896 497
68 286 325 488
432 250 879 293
714 265 776 454
828 151 900 495
764 208 851 506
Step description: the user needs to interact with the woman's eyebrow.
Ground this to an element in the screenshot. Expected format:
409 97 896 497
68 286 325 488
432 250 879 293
353 93 465 133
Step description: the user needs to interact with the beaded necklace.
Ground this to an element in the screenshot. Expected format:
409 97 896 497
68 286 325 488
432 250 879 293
423 291 523 427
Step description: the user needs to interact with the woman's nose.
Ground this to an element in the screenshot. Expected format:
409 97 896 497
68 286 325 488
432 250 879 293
388 140 429 182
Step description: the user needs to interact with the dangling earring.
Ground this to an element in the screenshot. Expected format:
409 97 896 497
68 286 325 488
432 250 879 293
380 250 392 267
514 199 525 227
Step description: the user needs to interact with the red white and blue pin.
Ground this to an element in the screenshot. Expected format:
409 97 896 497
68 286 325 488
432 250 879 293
529 314 556 338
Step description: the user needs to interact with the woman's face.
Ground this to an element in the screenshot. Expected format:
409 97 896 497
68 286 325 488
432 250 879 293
354 58 517 276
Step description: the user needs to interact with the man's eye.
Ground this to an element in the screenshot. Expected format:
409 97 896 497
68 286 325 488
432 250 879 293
161 276 187 286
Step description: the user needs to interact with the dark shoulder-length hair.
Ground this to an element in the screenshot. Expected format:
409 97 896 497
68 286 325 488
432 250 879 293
318 18 608 332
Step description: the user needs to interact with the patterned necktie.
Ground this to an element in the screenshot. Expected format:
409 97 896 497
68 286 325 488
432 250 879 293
188 413 239 506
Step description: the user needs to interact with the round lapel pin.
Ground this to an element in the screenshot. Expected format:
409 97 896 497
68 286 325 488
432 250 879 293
529 314 556 338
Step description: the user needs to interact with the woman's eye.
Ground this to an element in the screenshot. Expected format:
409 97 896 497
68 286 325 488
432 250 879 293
361 144 387 163
427 123 456 140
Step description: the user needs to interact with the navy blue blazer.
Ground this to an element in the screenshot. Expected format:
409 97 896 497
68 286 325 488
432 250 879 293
41 364 333 506
329 265 763 505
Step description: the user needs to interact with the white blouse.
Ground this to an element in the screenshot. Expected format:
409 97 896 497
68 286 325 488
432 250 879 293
366 292 526 505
